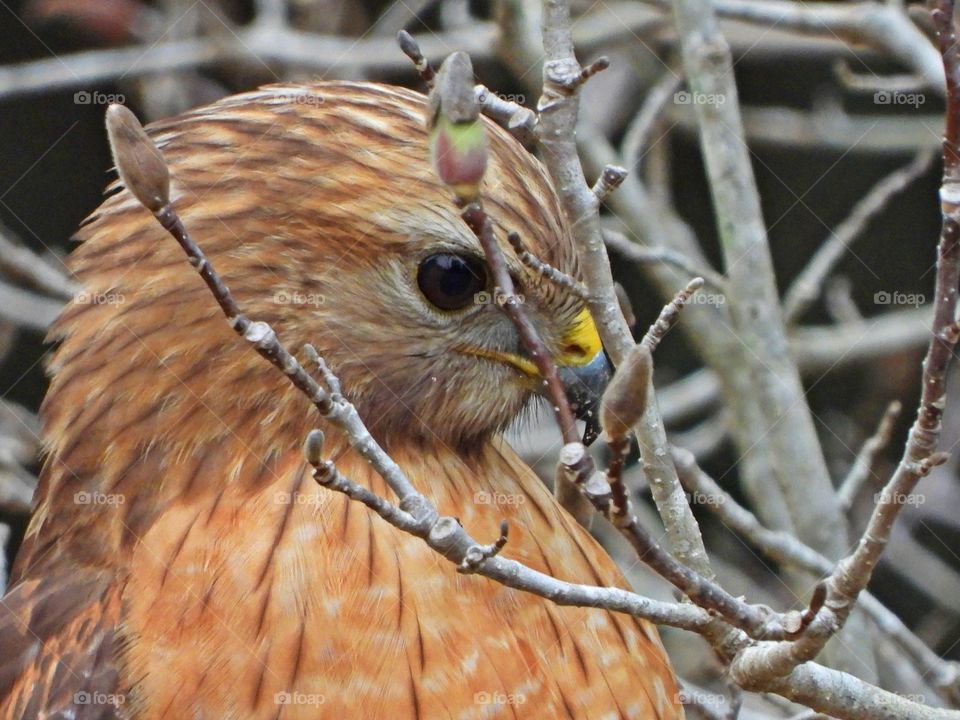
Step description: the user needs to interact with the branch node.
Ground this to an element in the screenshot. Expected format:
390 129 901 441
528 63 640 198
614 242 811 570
458 520 510 573
790 582 828 637
559 442 592 485
303 429 325 466
304 344 343 397
592 165 628 203
918 451 950 476
577 57 610 86
428 516 461 548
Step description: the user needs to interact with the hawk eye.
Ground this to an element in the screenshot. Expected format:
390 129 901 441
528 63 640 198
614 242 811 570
417 253 488 311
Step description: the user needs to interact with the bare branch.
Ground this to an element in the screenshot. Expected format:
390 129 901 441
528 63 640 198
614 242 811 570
783 150 936 324
669 0 864 681
642 277 705 351
785 4 960 661
537 0 714 580
104 99 736 640
621 71 684 170
837 401 902 511
506 231 587 301
0 27 497 102
397 30 436 87
463 205 580 445
0 280 63 331
700 0 943 90
673 446 960 704
474 86 538 137
0 224 76 300
604 229 727 291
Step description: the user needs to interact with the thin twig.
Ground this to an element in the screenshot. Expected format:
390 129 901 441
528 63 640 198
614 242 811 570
443 52 799 642
621 71 684 169
506 231 587 300
642 277 705 351
672 446 960 703
304 344 343 398
0 27 496 101
600 345 653 521
538 0 715 581
689 0 943 91
731 2 960 684
833 58 928 93
397 30 436 87
462 205 581 446
783 150 936 324
837 401 901 511
604 228 727 291
592 165 628 203
0 280 64 331
475 86 538 136
0 224 77 300
401 32 539 143
671 0 864 679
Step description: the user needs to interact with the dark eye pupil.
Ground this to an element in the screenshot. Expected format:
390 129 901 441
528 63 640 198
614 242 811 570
417 254 487 311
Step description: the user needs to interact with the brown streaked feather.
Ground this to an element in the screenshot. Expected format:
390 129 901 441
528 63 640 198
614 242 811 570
1 81 683 719
0 569 124 719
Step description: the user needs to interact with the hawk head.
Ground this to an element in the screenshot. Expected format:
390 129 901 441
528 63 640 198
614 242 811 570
49 81 608 457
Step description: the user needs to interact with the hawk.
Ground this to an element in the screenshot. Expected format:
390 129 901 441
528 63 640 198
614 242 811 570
0 81 683 719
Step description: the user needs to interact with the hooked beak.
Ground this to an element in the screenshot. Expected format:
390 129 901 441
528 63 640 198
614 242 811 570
557 348 612 445
553 309 612 446
457 307 612 443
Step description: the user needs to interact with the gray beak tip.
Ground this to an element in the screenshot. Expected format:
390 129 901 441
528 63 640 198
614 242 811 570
557 350 612 446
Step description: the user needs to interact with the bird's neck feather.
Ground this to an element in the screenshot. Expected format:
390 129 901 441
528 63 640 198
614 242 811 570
24 298 681 719
107 438 679 718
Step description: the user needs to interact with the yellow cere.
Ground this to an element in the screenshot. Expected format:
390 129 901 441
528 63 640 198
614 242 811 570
557 308 603 367
461 308 603 378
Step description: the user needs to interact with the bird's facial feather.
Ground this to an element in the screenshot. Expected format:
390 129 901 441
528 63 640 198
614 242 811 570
269 225 595 448
51 81 596 456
